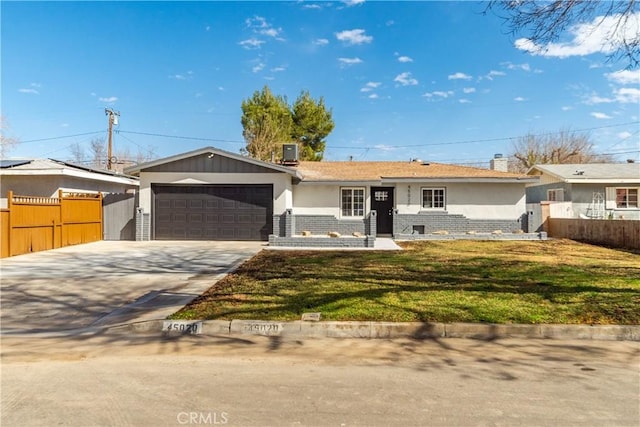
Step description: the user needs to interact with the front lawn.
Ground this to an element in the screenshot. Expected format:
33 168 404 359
171 240 640 324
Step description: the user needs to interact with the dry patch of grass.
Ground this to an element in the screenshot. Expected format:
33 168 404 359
171 239 640 324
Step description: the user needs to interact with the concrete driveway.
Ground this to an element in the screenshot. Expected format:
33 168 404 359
0 241 263 334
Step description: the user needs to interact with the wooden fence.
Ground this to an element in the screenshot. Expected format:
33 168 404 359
0 190 103 258
548 218 640 250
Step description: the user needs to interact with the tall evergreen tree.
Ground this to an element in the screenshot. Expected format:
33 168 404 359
240 86 334 162
291 91 334 161
241 86 292 162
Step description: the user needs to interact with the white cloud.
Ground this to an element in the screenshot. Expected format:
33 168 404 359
514 96 527 102
313 38 329 46
239 38 265 49
335 29 373 45
448 72 472 80
205 25 211 31
338 57 363 66
433 91 453 98
252 63 265 73
587 94 614 104
591 112 612 119
302 4 322 10
503 62 531 72
368 93 379 99
423 90 453 98
343 0 365 6
243 16 284 42
562 106 573 111
463 87 476 94
459 99 472 104
515 12 640 58
171 74 186 80
397 56 413 63
260 28 282 38
606 69 640 84
615 87 640 103
271 66 286 72
386 20 395 26
618 131 633 139
360 81 381 92
18 82 41 94
394 72 418 86
99 96 118 103
374 144 396 151
483 70 506 80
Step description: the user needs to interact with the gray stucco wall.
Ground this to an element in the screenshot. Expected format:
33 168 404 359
525 182 572 204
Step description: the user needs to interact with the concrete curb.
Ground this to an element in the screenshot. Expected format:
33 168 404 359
105 319 640 341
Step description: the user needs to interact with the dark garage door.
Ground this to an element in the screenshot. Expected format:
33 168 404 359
153 184 273 241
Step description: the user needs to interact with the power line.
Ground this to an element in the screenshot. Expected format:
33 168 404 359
16 131 105 144
330 121 640 150
118 130 244 145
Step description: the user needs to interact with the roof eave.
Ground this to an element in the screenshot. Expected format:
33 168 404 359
0 168 139 186
381 177 538 183
125 146 301 178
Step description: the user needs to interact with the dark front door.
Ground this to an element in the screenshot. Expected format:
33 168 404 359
371 187 394 235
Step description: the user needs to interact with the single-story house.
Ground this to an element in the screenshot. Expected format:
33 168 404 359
526 163 640 220
124 147 538 244
0 159 139 208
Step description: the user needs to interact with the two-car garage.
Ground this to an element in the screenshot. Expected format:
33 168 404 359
153 184 273 241
126 147 297 242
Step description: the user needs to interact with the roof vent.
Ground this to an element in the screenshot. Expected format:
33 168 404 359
494 153 503 159
411 158 422 163
421 161 430 166
574 170 585 175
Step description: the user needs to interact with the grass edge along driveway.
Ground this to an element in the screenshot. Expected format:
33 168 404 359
171 240 640 325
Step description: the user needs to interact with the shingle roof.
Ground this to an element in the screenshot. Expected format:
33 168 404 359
528 163 640 182
0 158 139 184
294 161 529 182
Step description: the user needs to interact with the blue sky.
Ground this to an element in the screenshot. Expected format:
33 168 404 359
2 0 639 166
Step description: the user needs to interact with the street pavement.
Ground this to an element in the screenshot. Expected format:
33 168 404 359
1 241 639 426
1 333 638 427
0 241 263 333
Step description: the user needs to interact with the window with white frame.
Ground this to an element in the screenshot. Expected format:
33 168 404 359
615 188 638 208
422 188 446 209
341 187 365 217
547 188 564 201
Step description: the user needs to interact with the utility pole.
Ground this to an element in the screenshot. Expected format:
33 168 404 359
105 108 120 171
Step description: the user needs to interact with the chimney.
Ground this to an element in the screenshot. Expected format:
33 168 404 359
490 153 508 172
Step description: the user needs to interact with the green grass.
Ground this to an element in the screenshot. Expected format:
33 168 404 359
170 239 640 325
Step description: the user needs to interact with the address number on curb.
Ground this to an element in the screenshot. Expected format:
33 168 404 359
162 320 203 335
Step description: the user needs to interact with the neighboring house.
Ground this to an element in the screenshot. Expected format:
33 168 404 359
124 147 538 243
0 159 139 208
526 163 640 220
